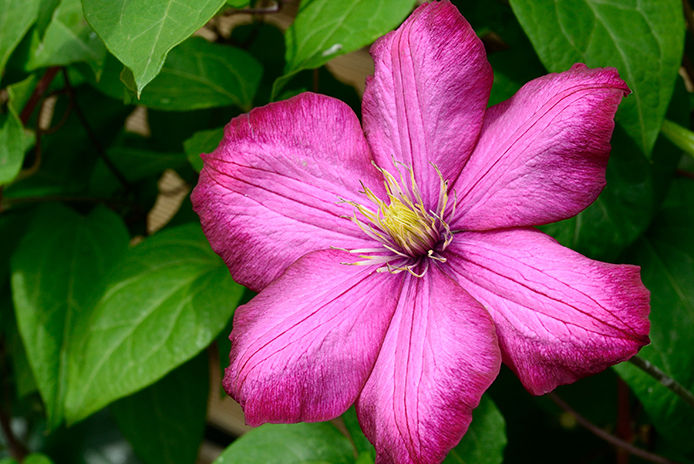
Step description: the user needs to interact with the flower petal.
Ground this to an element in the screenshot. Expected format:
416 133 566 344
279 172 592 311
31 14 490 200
452 64 630 230
356 266 501 464
362 1 491 207
192 92 384 291
225 249 401 426
446 228 650 394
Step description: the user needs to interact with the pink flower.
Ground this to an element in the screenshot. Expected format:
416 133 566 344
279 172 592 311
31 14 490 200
192 2 650 463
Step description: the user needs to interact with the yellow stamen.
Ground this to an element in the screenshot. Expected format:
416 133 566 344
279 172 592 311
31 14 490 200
341 162 455 277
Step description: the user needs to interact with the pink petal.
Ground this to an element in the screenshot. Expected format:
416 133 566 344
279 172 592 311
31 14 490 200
446 228 650 394
191 92 383 291
356 266 501 464
452 64 630 230
225 249 401 426
362 1 491 207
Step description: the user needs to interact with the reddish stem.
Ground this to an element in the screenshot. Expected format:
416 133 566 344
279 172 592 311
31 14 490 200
19 67 61 125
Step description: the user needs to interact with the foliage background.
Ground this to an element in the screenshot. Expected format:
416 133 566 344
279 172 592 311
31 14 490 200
0 0 692 463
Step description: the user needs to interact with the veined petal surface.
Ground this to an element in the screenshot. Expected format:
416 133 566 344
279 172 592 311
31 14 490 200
356 266 501 464
447 228 650 394
452 64 629 230
192 93 383 290
226 249 401 425
362 0 491 207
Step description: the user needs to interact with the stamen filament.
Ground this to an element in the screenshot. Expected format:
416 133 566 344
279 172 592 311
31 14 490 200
339 161 456 278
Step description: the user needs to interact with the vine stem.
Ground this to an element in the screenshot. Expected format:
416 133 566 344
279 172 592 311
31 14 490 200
19 67 61 125
548 393 681 464
629 356 694 408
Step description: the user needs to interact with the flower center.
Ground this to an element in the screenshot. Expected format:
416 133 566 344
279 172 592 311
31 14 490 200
339 162 455 277
380 196 439 255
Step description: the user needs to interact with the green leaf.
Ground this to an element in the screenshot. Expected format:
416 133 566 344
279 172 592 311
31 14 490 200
341 406 374 460
0 109 25 186
64 223 243 423
83 0 226 94
7 74 39 115
509 0 685 156
213 422 354 464
22 454 53 464
355 454 374 464
10 204 129 429
444 396 506 464
0 0 40 75
183 127 224 172
87 145 187 200
661 119 694 160
0 75 40 188
107 146 187 182
26 0 107 73
614 178 694 453
134 37 261 111
35 0 61 36
0 208 32 290
111 354 209 464
1 284 37 398
3 86 130 200
226 0 249 7
0 73 38 186
6 312 38 398
274 0 415 97
91 38 261 111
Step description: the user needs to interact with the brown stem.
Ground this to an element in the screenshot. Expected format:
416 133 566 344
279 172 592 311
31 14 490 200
548 393 681 464
14 75 69 184
629 356 694 408
15 92 55 181
61 69 131 190
19 67 61 125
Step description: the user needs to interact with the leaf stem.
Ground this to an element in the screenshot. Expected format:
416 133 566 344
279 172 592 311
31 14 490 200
548 392 681 464
661 119 694 160
628 356 694 408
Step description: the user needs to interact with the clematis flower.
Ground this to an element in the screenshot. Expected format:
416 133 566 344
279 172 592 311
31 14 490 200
192 1 650 462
